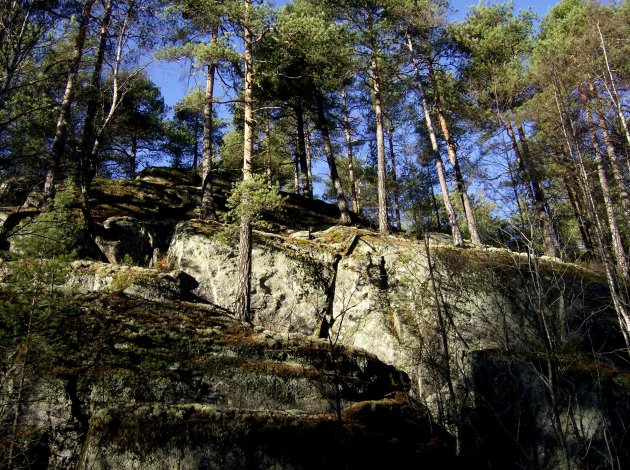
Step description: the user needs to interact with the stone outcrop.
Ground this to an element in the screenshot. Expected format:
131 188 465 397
165 214 629 469
0 291 452 469
2 167 629 469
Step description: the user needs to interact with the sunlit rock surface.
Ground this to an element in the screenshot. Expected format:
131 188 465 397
2 167 629 469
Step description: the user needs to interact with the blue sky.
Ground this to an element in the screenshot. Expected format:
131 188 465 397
149 0 557 110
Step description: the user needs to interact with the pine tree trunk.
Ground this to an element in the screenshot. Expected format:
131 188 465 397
294 101 311 199
597 22 630 148
44 0 97 199
315 93 351 224
265 111 272 189
91 5 130 163
580 89 629 277
293 151 300 194
342 90 359 214
77 0 114 234
369 48 389 235
564 176 594 255
504 118 536 203
517 125 560 256
386 125 401 229
504 116 559 257
193 115 199 169
235 0 254 323
0 2 34 112
590 82 630 221
305 128 313 197
201 24 219 221
129 135 137 179
429 183 442 232
413 64 463 245
427 61 481 245
555 90 630 352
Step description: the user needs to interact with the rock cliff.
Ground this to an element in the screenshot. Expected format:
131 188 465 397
1 167 629 469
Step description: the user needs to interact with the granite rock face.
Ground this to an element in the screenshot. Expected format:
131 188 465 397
166 222 629 469
2 167 630 469
167 220 336 335
0 292 452 469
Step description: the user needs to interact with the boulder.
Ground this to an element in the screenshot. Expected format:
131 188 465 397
66 261 199 302
95 216 172 267
167 220 337 335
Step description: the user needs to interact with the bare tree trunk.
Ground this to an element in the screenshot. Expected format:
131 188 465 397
504 116 559 257
91 4 132 162
370 47 389 235
342 90 359 214
129 135 137 179
293 150 300 194
294 101 311 199
201 24 219 221
44 0 97 199
265 111 272 189
590 82 630 221
427 61 481 245
555 89 630 352
597 22 630 148
315 93 351 224
305 127 313 197
235 0 254 323
77 0 114 234
410 54 463 245
386 124 402 230
580 89 629 277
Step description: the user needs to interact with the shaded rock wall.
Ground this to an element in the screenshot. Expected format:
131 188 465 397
0 292 452 469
